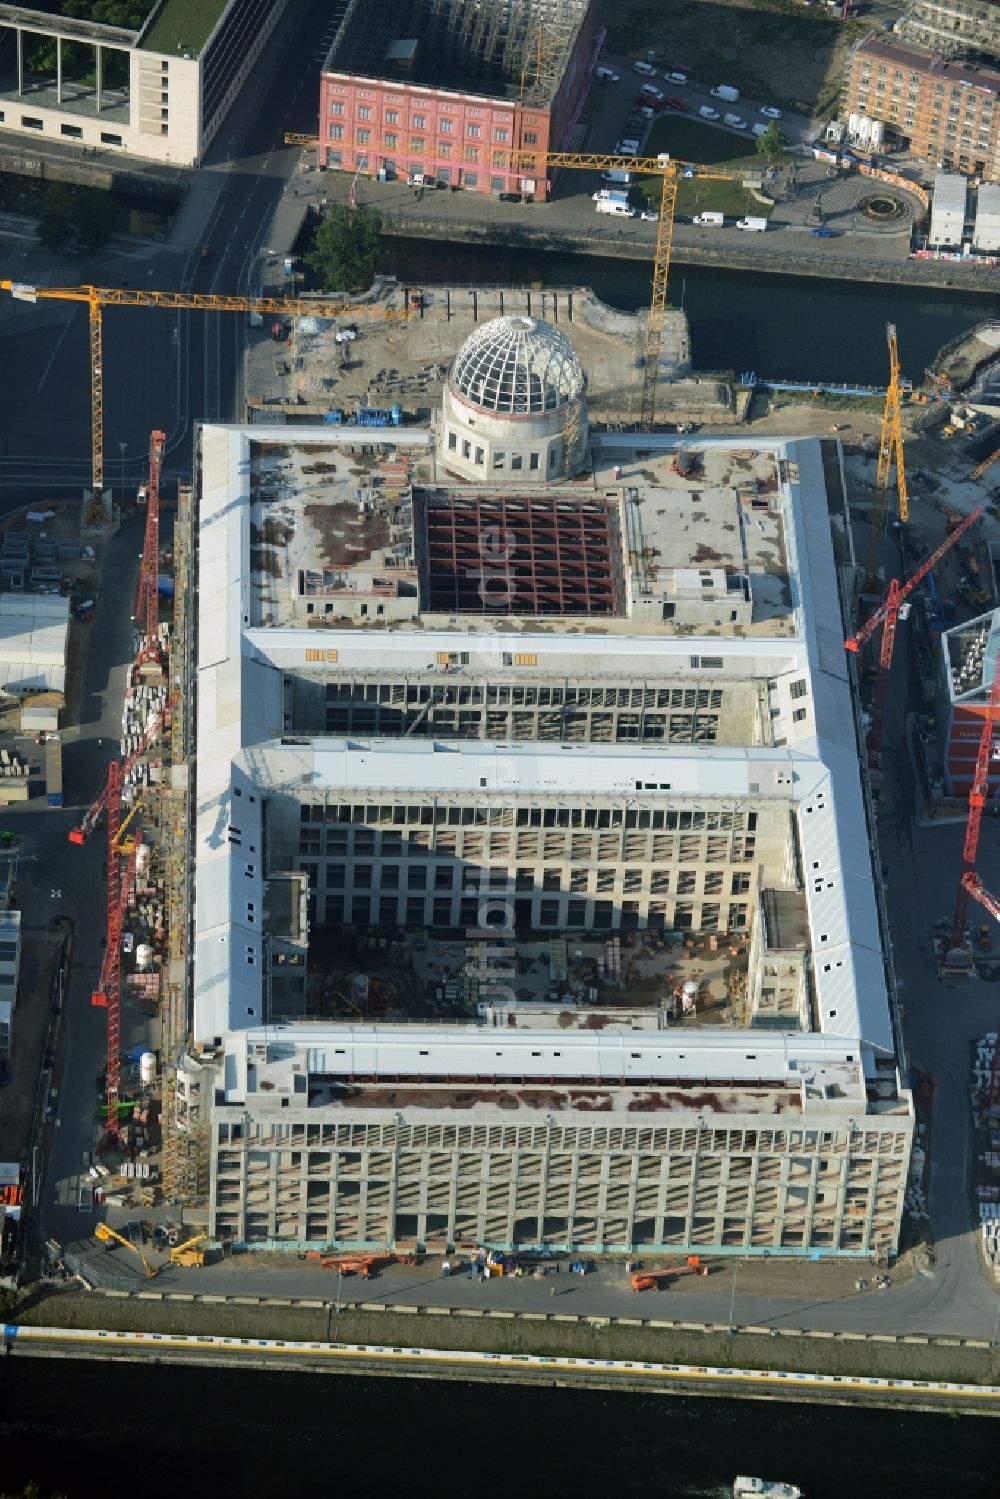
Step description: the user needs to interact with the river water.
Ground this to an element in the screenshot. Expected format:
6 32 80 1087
0 1359 994 1497
379 238 990 387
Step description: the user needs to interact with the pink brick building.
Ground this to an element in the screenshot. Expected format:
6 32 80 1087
318 0 598 199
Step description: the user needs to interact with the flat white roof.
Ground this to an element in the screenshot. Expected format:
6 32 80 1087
193 424 895 1077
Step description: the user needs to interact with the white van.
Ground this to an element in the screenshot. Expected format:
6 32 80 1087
632 60 657 76
692 211 724 227
698 105 720 121
736 216 767 232
596 198 636 217
595 65 620 82
602 169 632 186
616 137 640 155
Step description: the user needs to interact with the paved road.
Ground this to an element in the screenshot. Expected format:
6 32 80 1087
0 0 334 511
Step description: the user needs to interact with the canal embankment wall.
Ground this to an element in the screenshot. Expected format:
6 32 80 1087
386 219 1000 296
9 1287 1000 1414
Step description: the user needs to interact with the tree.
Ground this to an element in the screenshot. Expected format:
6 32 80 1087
36 182 75 251
755 122 785 163
74 187 120 252
307 203 383 294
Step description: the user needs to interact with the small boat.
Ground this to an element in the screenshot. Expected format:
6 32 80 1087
733 1479 803 1499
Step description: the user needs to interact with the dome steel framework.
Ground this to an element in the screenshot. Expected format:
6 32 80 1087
450 315 585 416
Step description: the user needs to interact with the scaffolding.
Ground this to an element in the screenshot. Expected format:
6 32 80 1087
420 491 618 614
160 481 200 1206
326 0 589 104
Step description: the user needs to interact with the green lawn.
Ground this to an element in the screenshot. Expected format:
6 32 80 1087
630 116 776 217
140 0 229 53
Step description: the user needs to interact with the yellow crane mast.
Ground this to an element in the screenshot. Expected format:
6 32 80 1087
285 135 754 429
971 446 1000 483
0 280 410 499
864 322 908 589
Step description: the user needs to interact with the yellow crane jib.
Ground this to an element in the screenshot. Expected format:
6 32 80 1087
0 280 410 499
283 142 752 431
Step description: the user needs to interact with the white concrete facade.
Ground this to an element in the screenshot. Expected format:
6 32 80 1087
186 412 911 1258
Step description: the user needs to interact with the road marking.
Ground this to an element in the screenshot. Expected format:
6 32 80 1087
35 311 77 397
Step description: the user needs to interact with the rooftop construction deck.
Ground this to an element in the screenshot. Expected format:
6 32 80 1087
323 0 591 103
242 437 792 637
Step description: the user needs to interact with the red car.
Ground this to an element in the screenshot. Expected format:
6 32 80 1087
634 92 666 111
666 95 690 111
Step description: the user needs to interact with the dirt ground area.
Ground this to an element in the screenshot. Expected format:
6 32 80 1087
598 0 861 118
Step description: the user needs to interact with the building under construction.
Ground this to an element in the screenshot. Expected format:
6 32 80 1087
938 608 1000 796
176 317 913 1261
318 0 599 195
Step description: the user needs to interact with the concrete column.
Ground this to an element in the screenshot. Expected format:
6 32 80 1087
16 28 22 97
56 36 62 104
95 43 102 114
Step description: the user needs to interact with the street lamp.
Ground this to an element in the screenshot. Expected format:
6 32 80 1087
118 441 127 501
727 1258 743 1338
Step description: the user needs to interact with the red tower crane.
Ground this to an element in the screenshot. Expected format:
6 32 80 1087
845 506 983 768
134 428 166 669
91 771 142 1146
67 709 165 845
946 667 1000 961
70 707 165 1144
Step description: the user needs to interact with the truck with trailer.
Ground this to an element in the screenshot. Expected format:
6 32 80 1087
693 211 724 227
45 737 62 808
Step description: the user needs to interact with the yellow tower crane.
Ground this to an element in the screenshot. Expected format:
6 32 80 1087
971 446 1000 483
0 279 410 501
285 135 763 430
864 322 909 589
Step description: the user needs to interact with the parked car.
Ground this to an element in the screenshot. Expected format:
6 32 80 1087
698 105 721 121
665 71 688 84
639 210 659 222
635 105 655 120
810 226 836 237
498 192 523 203
666 95 690 111
638 83 665 102
596 66 620 82
759 105 782 119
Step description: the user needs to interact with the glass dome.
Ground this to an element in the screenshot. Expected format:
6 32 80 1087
450 315 585 416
